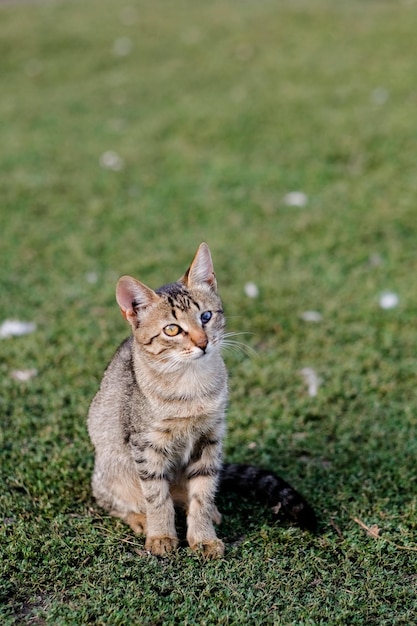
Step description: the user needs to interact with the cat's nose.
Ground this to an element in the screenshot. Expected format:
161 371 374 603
190 330 208 353
196 337 208 353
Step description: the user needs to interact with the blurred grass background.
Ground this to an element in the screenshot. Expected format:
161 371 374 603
1 0 417 623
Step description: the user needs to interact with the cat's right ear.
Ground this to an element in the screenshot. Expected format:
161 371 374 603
181 242 217 291
116 276 158 326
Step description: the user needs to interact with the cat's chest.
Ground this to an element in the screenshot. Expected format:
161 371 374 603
147 392 225 421
136 357 227 421
145 412 225 468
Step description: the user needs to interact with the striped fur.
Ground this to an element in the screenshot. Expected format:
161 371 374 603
88 243 315 559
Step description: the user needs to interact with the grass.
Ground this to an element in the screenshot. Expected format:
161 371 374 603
1 0 417 623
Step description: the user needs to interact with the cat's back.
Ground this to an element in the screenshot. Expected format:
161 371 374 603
87 336 138 438
93 335 134 395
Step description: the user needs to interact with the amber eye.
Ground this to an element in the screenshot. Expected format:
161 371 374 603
164 324 181 337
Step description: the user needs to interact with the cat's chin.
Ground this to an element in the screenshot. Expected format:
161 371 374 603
156 350 208 374
178 346 214 366
189 345 214 361
180 352 207 365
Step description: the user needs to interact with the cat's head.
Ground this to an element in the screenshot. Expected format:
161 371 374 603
116 243 225 369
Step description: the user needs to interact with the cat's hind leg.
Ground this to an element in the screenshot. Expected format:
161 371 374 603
123 512 147 535
91 458 147 534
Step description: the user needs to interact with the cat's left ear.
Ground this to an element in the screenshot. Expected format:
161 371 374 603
180 242 217 291
116 276 159 327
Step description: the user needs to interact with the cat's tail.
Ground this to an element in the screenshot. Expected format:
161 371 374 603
219 463 317 532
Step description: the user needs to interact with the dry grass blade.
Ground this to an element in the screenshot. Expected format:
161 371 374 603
352 517 417 552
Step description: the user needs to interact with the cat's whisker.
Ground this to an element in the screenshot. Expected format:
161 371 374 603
218 330 257 358
223 331 255 340
221 338 258 358
156 355 186 374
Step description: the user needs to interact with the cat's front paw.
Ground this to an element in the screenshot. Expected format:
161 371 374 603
190 538 225 559
145 535 179 557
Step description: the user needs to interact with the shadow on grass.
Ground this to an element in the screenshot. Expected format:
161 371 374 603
173 491 318 552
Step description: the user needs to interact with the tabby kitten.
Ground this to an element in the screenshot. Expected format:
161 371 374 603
88 243 315 559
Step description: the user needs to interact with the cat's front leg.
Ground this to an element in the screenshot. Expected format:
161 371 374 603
130 435 178 556
186 473 224 558
139 475 178 556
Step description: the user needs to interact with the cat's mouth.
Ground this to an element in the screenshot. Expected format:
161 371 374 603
191 349 207 359
188 344 212 360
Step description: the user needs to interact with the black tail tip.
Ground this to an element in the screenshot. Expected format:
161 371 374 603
295 505 318 533
271 500 318 533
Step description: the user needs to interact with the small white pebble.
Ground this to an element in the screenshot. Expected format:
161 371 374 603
300 311 322 322
283 191 308 208
368 253 383 267
10 369 38 382
0 320 37 339
379 291 399 310
300 367 322 397
371 87 389 105
112 37 133 56
99 151 124 171
244 282 259 298
86 272 98 284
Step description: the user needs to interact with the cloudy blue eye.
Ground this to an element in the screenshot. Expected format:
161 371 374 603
201 311 212 324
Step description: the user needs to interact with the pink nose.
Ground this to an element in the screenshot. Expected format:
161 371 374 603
196 337 208 352
191 330 208 352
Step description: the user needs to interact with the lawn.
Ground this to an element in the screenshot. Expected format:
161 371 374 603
1 0 417 623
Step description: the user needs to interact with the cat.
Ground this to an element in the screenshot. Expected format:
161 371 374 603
87 243 316 559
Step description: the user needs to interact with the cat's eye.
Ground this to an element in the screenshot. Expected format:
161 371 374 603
163 324 181 337
201 311 212 325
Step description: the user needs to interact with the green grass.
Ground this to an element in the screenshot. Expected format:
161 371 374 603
1 0 417 623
